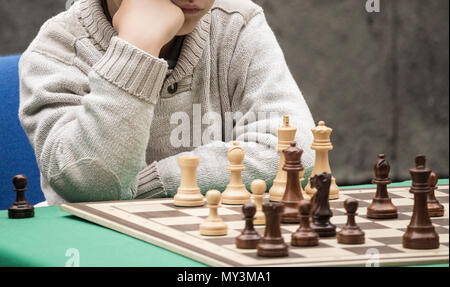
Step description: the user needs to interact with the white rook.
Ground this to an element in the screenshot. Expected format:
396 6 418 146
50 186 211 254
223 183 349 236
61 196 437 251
174 156 204 207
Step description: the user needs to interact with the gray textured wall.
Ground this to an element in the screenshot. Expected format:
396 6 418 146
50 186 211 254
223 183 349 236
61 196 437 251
1 0 448 185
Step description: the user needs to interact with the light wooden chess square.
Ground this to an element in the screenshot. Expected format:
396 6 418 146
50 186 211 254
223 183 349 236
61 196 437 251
290 247 356 258
109 203 175 213
375 219 411 229
178 207 240 217
332 215 370 224
334 206 368 216
330 193 353 202
363 228 405 238
391 198 415 206
320 238 383 248
439 233 449 244
389 244 449 254
338 189 366 194
443 203 449 215
435 191 449 197
222 244 249 254
225 220 245 230
389 190 414 199
152 216 204 225
187 229 241 239
280 225 299 233
282 234 291 242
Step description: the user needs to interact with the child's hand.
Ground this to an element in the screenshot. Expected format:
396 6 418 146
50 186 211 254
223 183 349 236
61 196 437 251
113 0 185 57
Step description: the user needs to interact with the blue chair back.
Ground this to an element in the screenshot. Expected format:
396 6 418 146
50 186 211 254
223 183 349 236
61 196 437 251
0 55 45 210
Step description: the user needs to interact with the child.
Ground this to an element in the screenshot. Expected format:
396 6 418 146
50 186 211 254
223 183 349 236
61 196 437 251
19 0 315 205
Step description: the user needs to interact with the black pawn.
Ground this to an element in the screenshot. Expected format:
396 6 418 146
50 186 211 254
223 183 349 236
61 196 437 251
310 173 336 237
8 175 34 219
427 172 444 217
235 203 261 249
337 199 365 244
291 200 319 247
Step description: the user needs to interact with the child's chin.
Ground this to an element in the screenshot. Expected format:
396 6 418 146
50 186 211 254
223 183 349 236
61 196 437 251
177 23 198 36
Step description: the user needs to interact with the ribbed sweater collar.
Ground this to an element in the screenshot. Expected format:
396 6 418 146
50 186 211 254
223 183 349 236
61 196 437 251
78 0 211 84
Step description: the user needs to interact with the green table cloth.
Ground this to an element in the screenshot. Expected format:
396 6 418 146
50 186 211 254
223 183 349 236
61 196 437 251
0 180 448 267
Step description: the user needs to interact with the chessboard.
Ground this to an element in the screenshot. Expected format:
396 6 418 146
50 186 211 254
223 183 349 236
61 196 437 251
61 184 449 267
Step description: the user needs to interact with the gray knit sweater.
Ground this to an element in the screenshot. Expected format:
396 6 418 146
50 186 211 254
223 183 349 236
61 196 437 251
18 0 315 206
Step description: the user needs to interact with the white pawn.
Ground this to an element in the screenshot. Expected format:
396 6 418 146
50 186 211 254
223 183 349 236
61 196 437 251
251 179 266 225
200 190 228 236
222 141 251 205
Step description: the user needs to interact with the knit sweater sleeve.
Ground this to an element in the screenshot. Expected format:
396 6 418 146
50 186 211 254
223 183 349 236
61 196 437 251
138 11 315 198
19 36 168 202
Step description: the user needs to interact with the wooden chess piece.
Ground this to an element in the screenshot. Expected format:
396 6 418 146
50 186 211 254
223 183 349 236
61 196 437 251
291 200 319 247
8 175 34 219
337 199 365 244
367 154 398 219
269 115 297 202
305 121 339 200
310 172 336 237
251 179 266 225
281 142 304 223
174 156 204 207
222 142 251 205
236 203 261 249
257 202 289 257
427 172 444 217
300 174 309 200
402 155 439 249
200 190 228 236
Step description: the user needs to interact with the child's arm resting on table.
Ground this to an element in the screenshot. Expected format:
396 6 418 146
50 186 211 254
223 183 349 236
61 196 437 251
19 34 168 202
137 10 315 198
19 0 184 203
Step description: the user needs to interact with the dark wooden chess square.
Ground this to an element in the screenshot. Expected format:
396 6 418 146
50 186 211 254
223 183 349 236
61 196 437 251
396 213 412 220
135 210 188 218
372 237 403 245
385 193 404 199
343 245 400 255
436 188 448 194
196 214 243 221
255 226 266 233
171 223 201 232
342 193 373 200
434 226 449 233
436 196 448 203
331 208 346 216
432 218 449 226
223 206 244 213
332 200 370 209
220 214 244 221
312 241 334 248
356 222 392 230
207 237 237 246
397 205 412 212
244 249 305 259
161 203 206 209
